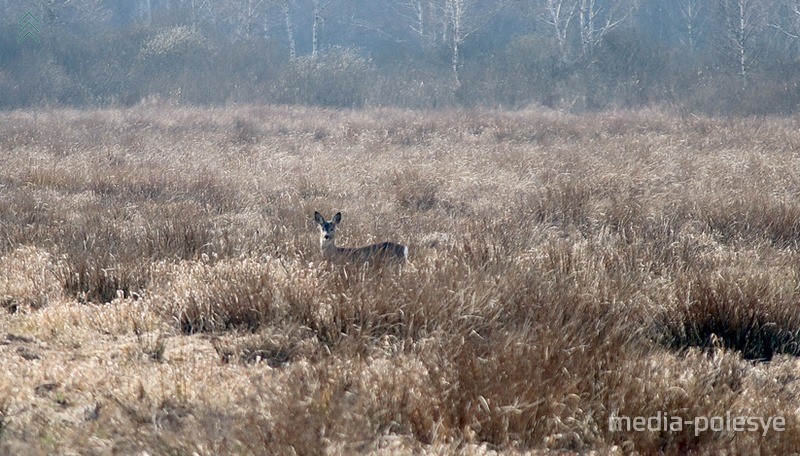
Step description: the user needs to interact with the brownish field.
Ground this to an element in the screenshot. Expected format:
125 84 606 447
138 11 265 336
1 105 800 454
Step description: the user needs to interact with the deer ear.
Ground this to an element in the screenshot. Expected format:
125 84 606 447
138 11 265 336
314 211 325 225
332 212 342 224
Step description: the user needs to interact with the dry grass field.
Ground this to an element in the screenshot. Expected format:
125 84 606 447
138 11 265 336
2 105 800 454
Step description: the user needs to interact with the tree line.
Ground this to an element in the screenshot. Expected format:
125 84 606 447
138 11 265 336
3 0 800 113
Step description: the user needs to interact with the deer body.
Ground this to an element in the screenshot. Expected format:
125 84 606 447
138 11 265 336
314 211 408 264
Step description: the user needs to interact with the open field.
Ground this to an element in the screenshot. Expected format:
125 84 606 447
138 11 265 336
1 105 800 454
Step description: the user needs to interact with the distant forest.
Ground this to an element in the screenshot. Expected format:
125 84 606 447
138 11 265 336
3 0 800 113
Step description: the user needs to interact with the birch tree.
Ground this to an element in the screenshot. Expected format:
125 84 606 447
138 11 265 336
283 0 297 59
399 0 445 49
442 0 505 84
677 0 706 49
312 0 338 57
577 0 638 58
715 0 766 89
767 0 800 59
446 0 464 83
539 0 579 60
234 0 269 38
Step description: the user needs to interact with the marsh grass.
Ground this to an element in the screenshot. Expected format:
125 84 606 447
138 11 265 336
0 105 799 453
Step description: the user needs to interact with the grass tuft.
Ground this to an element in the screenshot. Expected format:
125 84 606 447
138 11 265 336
657 270 800 360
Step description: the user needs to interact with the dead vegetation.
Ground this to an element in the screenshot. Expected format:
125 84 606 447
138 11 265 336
1 105 800 454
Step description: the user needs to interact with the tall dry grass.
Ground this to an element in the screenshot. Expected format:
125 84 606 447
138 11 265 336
0 105 799 453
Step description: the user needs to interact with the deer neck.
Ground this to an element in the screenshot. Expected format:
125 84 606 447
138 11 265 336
320 238 340 259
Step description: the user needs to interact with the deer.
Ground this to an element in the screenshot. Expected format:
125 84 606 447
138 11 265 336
313 211 408 265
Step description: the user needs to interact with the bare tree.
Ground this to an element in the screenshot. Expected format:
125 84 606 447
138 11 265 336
715 0 766 89
246 0 269 38
312 0 337 57
768 0 800 56
539 0 579 60
677 0 706 49
283 0 297 59
224 0 269 39
577 0 638 58
446 0 463 83
398 0 444 49
339 0 443 52
442 0 505 84
234 0 267 39
785 0 800 39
